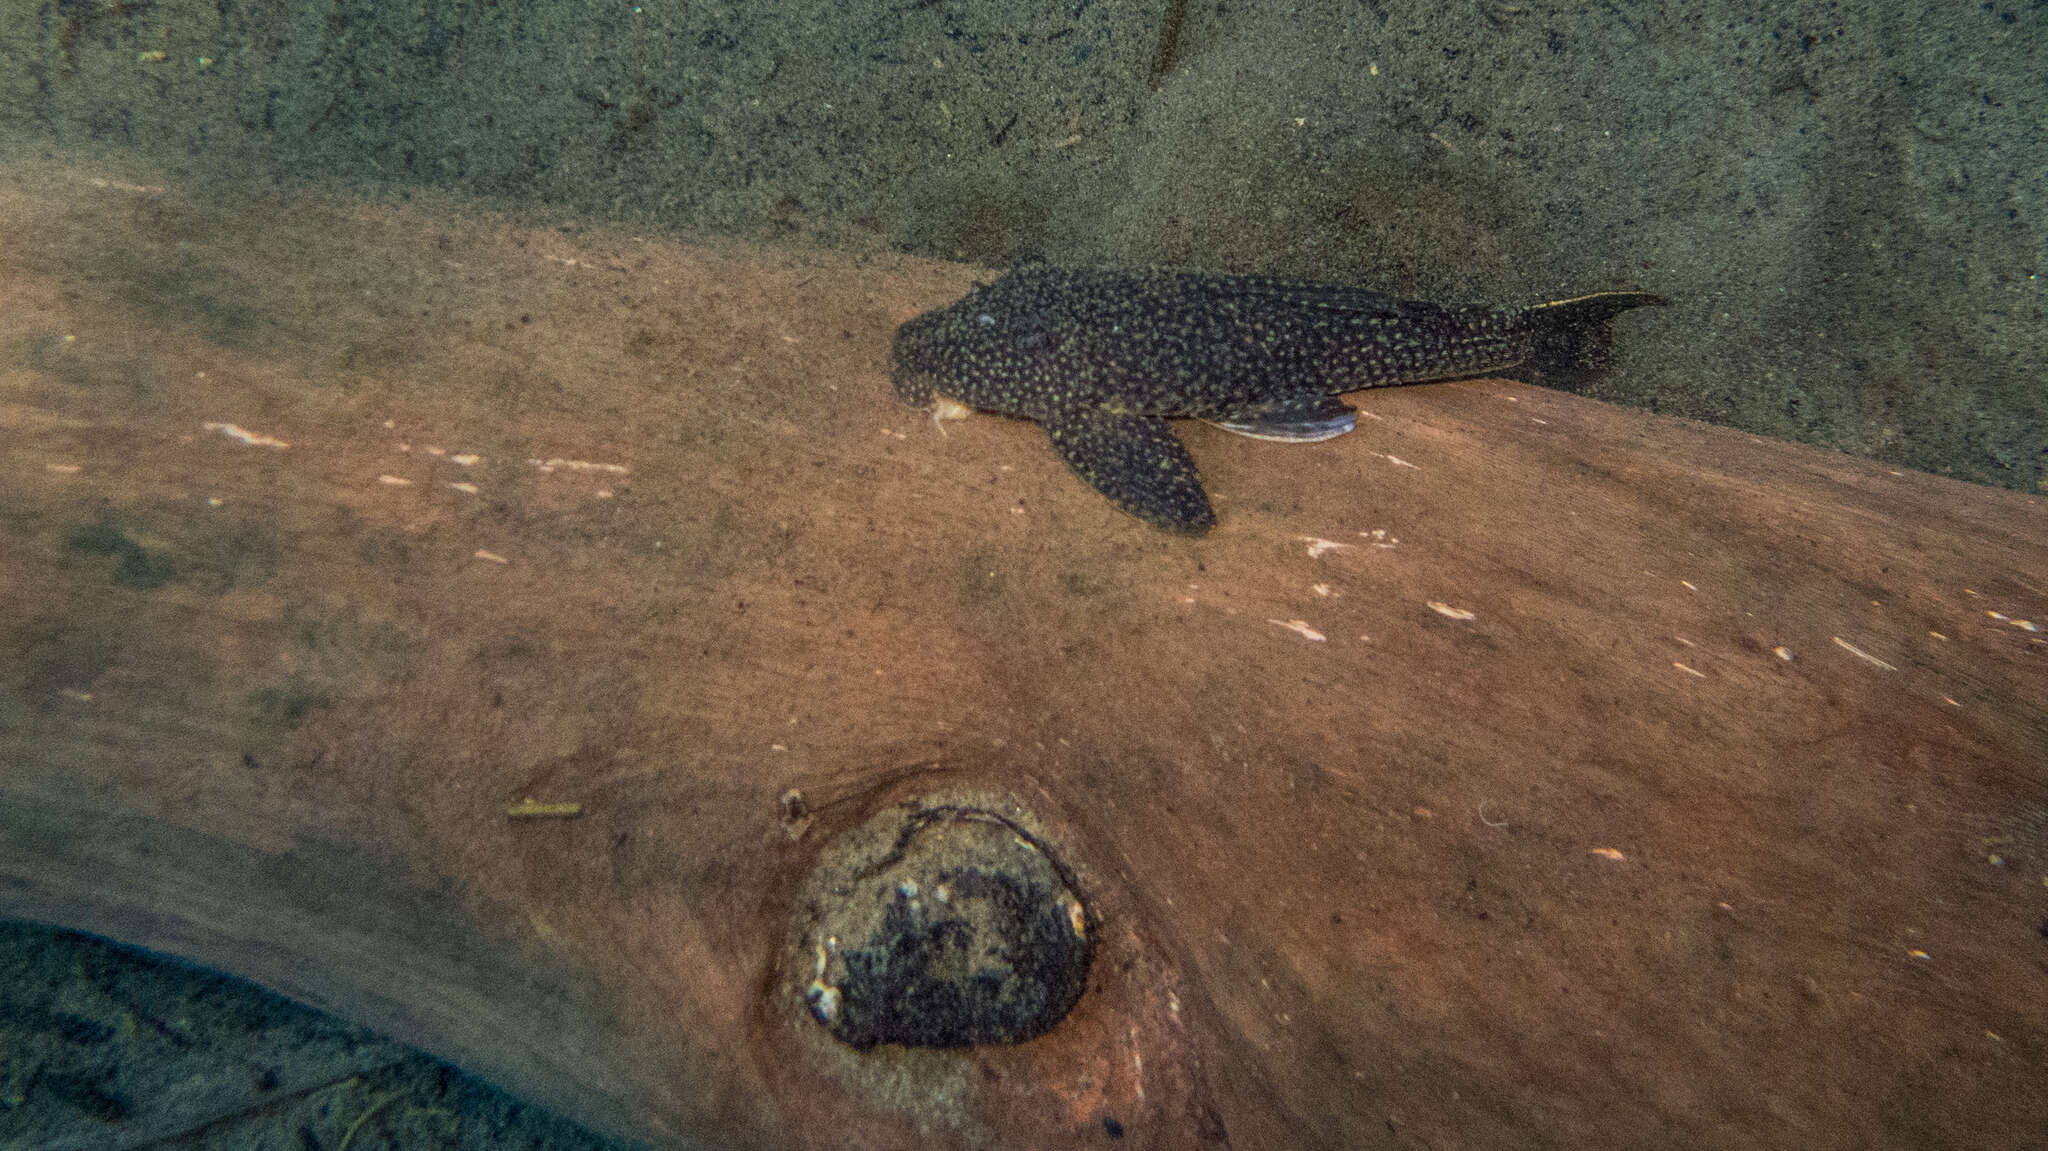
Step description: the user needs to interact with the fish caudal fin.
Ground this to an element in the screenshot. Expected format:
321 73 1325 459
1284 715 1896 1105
1042 408 1216 533
1518 291 1669 387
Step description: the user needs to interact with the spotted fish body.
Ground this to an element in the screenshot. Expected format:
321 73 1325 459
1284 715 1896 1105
892 266 1667 533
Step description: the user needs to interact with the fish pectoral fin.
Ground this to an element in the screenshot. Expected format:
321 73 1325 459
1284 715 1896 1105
1205 395 1358 443
1041 408 1215 533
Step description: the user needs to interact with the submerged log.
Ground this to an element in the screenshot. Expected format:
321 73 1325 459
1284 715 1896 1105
2 158 2043 1150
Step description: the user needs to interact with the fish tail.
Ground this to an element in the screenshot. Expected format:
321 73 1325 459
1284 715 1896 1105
1518 291 1669 385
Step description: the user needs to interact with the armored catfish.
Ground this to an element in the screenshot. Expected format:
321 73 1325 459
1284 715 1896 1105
891 266 1668 533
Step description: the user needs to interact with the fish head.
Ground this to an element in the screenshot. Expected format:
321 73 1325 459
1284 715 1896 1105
891 276 1064 412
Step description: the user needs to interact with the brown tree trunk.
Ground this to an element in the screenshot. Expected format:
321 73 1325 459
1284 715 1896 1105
3 158 2043 1150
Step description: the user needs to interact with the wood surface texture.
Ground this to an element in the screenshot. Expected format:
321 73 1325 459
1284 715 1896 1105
3 160 2044 1150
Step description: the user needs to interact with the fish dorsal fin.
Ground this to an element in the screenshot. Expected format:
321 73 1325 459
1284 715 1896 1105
1205 395 1359 443
1041 407 1215 533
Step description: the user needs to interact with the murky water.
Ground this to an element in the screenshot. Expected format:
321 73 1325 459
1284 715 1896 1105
4 2 2046 1148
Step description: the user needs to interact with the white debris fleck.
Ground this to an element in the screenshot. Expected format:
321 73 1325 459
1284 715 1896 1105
1427 601 1477 621
448 482 480 495
1673 662 1707 679
450 453 482 466
1831 636 1897 671
1773 646 1794 661
45 463 82 474
528 457 630 475
202 422 290 448
474 549 509 564
1311 583 1335 597
376 474 413 486
86 177 163 194
1301 536 1355 558
1062 894 1086 938
1589 847 1626 861
1269 619 1327 642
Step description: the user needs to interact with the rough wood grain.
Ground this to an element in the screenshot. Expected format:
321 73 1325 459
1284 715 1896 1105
3 159 2044 1150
